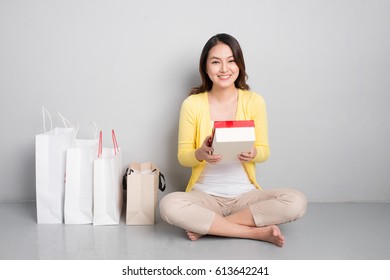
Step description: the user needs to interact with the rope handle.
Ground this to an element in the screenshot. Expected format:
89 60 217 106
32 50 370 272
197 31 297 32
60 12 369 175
112 129 119 155
98 129 119 158
153 169 167 192
91 121 99 139
41 106 53 134
122 168 166 191
57 110 79 140
98 130 103 158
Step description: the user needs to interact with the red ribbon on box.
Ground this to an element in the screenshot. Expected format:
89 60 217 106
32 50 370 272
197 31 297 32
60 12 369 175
210 120 255 147
213 120 254 128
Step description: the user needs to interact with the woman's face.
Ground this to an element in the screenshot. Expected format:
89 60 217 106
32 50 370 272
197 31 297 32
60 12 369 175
206 42 239 91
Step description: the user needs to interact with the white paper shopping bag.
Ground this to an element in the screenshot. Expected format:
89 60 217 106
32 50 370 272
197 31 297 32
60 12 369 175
64 134 99 224
35 107 76 224
93 130 123 225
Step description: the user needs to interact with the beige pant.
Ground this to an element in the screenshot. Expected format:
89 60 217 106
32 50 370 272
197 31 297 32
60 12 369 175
159 188 307 235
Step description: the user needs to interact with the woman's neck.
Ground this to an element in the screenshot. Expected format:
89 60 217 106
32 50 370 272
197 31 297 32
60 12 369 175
209 86 238 102
208 86 239 121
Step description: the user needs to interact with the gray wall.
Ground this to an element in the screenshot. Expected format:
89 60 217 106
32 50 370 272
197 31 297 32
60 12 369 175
1 0 389 202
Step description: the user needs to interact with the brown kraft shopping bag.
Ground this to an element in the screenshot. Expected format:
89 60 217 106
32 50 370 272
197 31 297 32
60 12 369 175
124 162 165 225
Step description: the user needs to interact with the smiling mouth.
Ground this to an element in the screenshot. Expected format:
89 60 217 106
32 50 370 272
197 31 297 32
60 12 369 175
218 75 231 79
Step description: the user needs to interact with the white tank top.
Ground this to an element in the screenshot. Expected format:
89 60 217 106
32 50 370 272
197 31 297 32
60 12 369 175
192 160 256 198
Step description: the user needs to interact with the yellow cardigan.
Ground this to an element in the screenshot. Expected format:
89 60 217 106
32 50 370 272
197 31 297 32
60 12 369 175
178 89 270 192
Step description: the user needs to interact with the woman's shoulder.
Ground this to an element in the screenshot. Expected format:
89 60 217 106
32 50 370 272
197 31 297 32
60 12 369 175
240 89 265 104
180 92 207 114
182 92 207 106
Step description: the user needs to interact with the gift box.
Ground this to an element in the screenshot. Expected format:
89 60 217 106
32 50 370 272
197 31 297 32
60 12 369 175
211 120 255 161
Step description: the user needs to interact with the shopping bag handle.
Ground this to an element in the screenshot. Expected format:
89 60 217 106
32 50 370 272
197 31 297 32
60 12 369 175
112 129 119 155
41 106 53 134
159 172 166 192
121 168 166 191
122 168 133 190
153 169 166 192
98 130 103 158
98 129 119 158
57 110 79 139
91 121 99 139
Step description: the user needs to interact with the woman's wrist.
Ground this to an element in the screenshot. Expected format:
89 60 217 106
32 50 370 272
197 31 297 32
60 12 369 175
195 148 204 162
251 148 257 160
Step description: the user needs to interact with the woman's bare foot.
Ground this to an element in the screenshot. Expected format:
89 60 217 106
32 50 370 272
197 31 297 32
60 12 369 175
187 225 284 246
186 230 204 241
255 225 285 247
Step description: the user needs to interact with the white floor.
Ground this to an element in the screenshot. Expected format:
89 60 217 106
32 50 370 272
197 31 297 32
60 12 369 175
0 201 389 260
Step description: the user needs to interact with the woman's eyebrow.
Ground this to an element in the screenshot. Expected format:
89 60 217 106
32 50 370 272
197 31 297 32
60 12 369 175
209 55 234 60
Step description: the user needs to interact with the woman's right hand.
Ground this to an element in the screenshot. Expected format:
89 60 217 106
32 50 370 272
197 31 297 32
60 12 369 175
195 135 222 163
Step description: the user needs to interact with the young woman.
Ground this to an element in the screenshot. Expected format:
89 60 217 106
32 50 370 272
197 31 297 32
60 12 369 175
159 33 307 247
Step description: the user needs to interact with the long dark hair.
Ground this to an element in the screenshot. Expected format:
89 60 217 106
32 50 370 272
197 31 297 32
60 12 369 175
190 33 249 95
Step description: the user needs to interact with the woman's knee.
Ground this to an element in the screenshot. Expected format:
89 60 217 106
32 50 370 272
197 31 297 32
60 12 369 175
159 192 178 219
283 188 308 221
159 192 189 223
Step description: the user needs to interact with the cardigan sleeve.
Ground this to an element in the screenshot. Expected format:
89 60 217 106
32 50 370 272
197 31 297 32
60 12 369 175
249 93 270 163
177 97 202 167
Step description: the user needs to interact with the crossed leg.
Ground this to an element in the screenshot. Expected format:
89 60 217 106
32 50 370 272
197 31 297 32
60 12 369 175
186 207 285 247
160 189 306 247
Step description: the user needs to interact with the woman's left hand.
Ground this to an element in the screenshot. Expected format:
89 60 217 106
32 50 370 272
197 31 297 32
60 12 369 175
238 147 257 162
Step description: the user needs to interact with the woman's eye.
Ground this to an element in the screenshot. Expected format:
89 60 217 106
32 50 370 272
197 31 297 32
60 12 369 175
229 60 235 63
211 61 220 64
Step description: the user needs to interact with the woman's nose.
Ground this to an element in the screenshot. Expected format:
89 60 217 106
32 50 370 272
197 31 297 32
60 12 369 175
220 62 227 73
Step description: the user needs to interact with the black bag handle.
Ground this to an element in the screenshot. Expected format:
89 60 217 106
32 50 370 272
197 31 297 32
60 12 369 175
152 168 166 192
122 168 134 190
122 167 166 191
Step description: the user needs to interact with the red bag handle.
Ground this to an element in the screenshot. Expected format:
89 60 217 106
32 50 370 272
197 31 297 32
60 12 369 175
112 129 119 155
98 130 103 158
98 130 119 157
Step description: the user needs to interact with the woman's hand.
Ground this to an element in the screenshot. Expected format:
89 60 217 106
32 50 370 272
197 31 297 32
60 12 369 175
195 135 222 164
238 146 257 162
